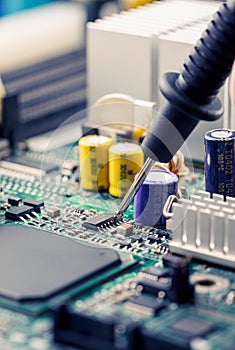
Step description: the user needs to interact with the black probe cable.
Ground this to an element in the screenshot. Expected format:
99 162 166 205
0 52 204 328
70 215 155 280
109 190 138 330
116 0 235 216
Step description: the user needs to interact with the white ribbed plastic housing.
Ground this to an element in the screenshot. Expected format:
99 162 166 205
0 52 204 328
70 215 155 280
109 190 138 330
87 0 226 161
88 0 218 103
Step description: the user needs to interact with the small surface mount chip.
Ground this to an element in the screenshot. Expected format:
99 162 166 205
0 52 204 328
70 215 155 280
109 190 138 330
23 200 44 213
139 266 169 280
141 316 216 350
5 205 33 221
170 317 215 340
47 207 61 218
125 295 166 317
116 223 133 236
82 212 119 231
8 197 22 206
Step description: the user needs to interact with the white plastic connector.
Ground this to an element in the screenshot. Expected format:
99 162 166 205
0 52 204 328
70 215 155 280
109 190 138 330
88 93 156 130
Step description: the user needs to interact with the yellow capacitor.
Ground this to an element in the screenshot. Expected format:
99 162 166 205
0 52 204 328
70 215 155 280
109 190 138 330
134 127 147 142
124 0 154 10
109 142 144 197
79 135 113 191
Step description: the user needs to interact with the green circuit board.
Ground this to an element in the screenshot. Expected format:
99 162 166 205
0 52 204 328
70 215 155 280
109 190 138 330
0 145 234 350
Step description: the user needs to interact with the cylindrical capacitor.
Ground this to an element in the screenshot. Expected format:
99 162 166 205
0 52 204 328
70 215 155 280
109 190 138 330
204 129 235 198
134 169 178 227
79 135 113 191
134 127 146 142
109 142 144 197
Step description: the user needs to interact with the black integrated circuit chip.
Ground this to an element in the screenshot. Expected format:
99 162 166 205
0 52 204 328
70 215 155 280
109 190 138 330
127 295 166 316
138 277 171 295
171 317 215 340
5 205 33 221
141 316 215 350
82 212 118 231
3 156 59 174
141 266 169 278
148 236 162 244
0 225 121 301
23 199 44 212
8 197 22 206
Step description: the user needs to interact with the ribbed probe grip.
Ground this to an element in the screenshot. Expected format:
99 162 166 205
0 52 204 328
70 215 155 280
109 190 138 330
142 0 235 162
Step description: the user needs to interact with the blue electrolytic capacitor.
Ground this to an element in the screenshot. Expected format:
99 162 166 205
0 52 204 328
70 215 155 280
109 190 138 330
134 169 178 227
205 129 235 199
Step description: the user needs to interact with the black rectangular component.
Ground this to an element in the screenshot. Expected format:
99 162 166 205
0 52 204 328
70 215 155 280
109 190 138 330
82 212 117 231
130 235 143 243
23 200 44 212
141 266 169 278
171 317 215 340
119 242 132 249
148 236 162 244
127 295 166 316
8 197 22 206
1 49 86 143
157 229 171 239
141 327 190 350
141 316 215 350
3 156 58 174
138 278 171 295
54 305 137 350
163 253 189 269
5 205 33 221
0 225 121 301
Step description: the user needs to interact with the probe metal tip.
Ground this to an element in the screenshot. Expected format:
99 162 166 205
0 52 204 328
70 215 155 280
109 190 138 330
115 157 155 217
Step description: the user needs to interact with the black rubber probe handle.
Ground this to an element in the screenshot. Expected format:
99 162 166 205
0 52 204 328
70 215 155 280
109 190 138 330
142 0 235 162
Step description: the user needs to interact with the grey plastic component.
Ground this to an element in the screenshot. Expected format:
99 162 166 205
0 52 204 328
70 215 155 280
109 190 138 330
0 225 121 301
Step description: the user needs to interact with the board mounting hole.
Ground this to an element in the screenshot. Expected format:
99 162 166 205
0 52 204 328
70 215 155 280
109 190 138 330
196 279 215 287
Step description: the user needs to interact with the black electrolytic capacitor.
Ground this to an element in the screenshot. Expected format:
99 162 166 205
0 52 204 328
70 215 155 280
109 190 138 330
204 129 235 199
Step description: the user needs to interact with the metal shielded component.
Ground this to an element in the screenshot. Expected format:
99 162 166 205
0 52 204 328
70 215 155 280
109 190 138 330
170 191 235 269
